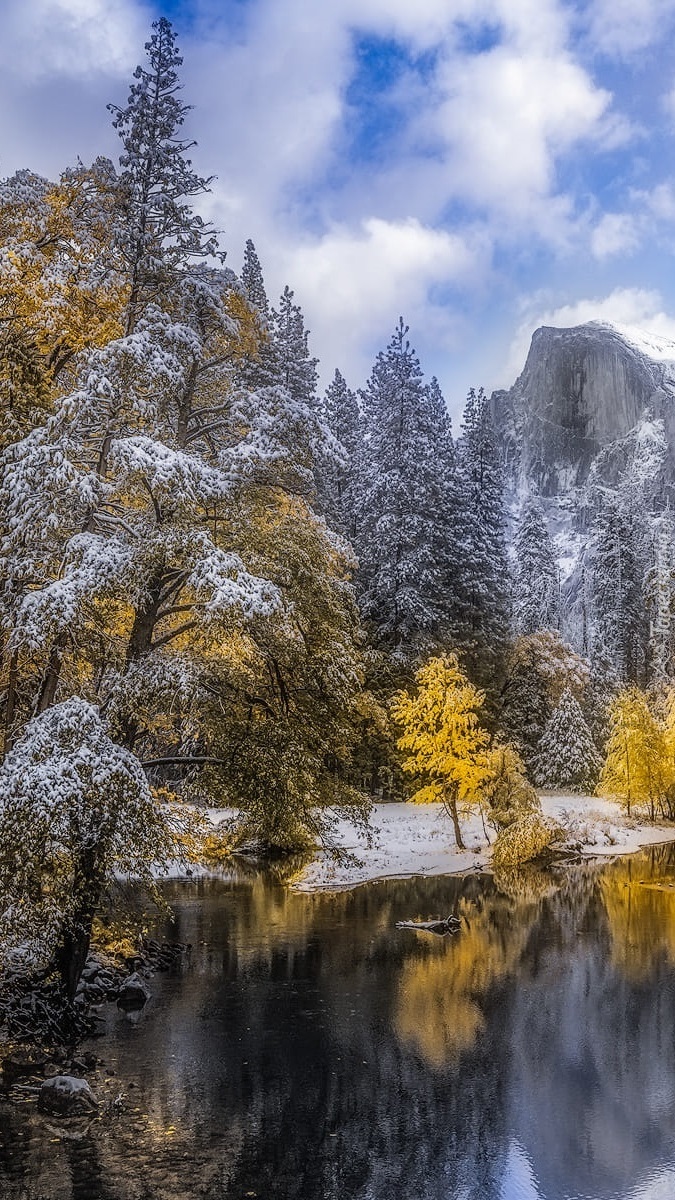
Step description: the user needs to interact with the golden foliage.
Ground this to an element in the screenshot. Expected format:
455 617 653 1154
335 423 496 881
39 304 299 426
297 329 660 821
391 654 490 807
394 897 532 1066
492 813 557 870
600 852 675 981
482 742 539 829
598 687 671 819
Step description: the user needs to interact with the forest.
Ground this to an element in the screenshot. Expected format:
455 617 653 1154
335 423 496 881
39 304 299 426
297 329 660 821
1 17 675 1016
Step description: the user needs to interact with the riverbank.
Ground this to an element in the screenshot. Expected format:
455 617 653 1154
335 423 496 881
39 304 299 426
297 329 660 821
291 794 675 891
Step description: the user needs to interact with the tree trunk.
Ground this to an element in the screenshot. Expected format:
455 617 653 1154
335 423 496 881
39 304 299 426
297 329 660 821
53 850 104 1003
120 571 165 748
446 796 466 851
34 633 67 715
2 647 19 755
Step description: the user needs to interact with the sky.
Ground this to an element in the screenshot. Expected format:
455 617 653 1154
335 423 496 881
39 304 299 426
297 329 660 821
3 0 675 417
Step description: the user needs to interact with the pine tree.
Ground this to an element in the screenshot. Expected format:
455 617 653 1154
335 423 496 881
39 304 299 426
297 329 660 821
108 16 220 335
241 238 269 318
234 239 271 389
533 688 601 793
587 486 648 684
513 495 559 634
268 285 319 404
645 510 675 687
355 319 455 658
321 368 362 537
453 386 509 690
501 630 590 772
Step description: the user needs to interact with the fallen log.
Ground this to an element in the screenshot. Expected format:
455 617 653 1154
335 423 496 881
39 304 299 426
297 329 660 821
396 915 463 936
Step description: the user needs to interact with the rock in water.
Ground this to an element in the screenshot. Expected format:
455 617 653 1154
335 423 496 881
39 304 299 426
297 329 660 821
117 971 150 1010
37 1075 98 1115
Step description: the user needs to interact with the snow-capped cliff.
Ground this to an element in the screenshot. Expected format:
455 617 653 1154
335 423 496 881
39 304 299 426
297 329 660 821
493 321 675 497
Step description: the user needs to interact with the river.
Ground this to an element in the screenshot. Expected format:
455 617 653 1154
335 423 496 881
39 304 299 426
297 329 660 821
4 846 675 1199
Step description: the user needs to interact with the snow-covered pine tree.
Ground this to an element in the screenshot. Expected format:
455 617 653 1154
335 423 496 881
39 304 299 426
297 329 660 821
533 687 601 793
234 239 271 389
321 368 362 538
241 239 269 319
355 319 455 659
268 285 319 405
500 630 590 773
513 495 559 634
108 16 220 336
452 386 509 689
645 510 675 687
587 485 648 684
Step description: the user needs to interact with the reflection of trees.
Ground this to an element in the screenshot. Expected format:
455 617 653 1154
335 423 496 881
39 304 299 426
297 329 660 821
394 892 535 1067
7 852 675 1199
600 846 675 980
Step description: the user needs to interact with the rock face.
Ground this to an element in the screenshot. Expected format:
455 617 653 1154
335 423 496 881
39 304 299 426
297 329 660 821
493 322 675 496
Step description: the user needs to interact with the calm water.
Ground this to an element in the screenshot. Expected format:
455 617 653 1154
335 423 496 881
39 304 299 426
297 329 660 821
4 848 675 1199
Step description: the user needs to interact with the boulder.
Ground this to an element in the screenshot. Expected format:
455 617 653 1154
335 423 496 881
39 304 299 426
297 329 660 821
117 971 150 1010
37 1075 98 1115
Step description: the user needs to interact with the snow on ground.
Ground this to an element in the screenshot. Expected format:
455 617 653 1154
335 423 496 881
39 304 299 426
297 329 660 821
293 794 675 892
159 796 675 890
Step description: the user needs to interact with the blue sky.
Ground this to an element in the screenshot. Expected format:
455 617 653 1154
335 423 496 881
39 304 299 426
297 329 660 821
2 0 675 416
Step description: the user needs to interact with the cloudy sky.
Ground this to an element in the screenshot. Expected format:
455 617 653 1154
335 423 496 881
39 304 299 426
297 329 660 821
3 0 675 415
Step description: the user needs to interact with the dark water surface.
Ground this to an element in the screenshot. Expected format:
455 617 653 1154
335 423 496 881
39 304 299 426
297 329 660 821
4 848 675 1199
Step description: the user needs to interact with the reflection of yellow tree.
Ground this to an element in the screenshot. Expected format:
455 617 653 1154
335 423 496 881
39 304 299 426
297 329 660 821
601 854 675 981
394 897 534 1067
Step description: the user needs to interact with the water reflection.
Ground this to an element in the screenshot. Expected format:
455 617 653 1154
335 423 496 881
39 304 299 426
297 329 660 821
3 850 675 1198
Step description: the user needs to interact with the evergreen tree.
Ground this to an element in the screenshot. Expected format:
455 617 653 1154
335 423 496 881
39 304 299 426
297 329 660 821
268 285 319 404
587 486 648 684
533 688 601 793
500 630 590 773
234 238 271 389
355 319 455 658
241 238 269 318
453 386 509 689
321 368 362 537
513 495 559 634
645 510 675 686
108 16 220 335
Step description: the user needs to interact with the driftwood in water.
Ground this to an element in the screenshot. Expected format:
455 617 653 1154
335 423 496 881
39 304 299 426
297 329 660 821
396 915 463 936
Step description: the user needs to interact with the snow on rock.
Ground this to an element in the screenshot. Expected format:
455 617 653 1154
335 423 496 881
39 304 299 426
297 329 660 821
38 1075 98 1115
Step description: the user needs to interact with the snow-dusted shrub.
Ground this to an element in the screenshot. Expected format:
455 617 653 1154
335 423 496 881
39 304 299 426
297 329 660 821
0 698 200 996
492 814 558 870
482 743 540 830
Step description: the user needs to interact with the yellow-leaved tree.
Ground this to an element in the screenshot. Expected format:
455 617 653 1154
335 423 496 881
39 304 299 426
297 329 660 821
598 687 670 820
391 654 489 849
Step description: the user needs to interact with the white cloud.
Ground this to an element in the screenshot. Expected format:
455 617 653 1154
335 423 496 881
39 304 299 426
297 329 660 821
634 182 675 221
582 0 675 57
277 217 489 386
430 45 610 222
590 212 641 259
506 287 675 382
0 0 145 80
